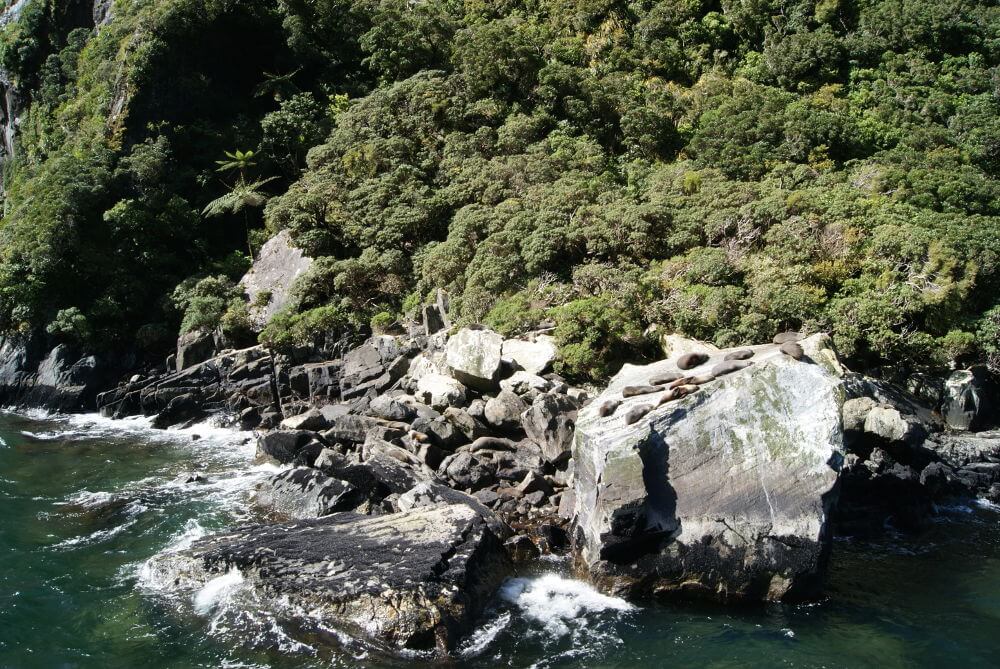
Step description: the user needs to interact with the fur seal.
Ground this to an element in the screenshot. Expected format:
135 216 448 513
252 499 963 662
711 359 753 377
773 332 803 345
623 384 665 398
657 388 682 405
597 399 621 417
649 372 684 385
677 352 710 370
724 349 754 361
667 376 691 389
689 373 715 385
624 403 654 425
780 341 804 360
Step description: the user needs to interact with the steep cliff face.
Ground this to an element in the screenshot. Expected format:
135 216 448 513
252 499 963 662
0 0 111 197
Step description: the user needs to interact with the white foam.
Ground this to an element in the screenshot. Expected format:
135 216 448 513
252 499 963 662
458 611 511 657
499 574 635 637
975 498 1000 512
61 489 120 509
194 569 245 615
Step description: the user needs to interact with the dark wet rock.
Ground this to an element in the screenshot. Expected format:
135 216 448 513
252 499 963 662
438 451 495 490
176 329 216 372
443 407 488 442
279 408 330 431
505 534 541 563
484 391 529 432
522 393 578 465
253 467 362 519
151 392 206 429
535 524 569 553
411 415 464 450
145 505 513 653
517 471 553 498
368 394 416 422
256 430 315 465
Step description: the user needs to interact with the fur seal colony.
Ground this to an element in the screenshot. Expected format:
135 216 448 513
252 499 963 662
609 333 809 424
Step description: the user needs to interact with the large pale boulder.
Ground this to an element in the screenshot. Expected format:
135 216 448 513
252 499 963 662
571 334 845 602
239 229 314 330
501 335 557 375
143 504 512 653
446 328 503 390
416 373 467 409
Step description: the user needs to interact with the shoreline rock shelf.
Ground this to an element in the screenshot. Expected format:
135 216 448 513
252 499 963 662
144 503 512 653
4 317 998 655
570 334 846 601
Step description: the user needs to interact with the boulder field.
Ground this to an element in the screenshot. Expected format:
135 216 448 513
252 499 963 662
5 318 997 654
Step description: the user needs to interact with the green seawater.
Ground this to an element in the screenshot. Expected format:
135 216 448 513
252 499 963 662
1 410 999 669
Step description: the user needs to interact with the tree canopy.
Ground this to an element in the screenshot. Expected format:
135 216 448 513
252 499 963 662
1 0 998 378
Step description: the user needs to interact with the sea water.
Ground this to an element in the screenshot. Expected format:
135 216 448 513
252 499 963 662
1 410 999 668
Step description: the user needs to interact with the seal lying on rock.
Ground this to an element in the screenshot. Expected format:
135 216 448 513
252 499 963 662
624 403 654 425
622 385 665 398
658 385 699 405
677 352 710 370
711 359 754 377
724 349 754 361
597 399 621 417
773 331 804 344
649 372 684 385
780 342 805 360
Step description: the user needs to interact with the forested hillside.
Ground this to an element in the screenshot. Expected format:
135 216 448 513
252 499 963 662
1 0 998 380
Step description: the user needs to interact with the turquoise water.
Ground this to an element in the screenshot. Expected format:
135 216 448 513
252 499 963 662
1 410 999 668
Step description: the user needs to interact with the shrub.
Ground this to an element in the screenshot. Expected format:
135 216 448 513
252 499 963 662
46 307 91 345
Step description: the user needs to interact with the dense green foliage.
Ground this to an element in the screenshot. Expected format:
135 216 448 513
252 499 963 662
1 0 998 379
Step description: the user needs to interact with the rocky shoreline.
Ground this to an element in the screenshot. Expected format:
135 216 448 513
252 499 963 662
1 303 998 654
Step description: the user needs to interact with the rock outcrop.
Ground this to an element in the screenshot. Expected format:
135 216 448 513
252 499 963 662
0 338 112 411
144 504 512 653
239 229 314 331
571 334 845 602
